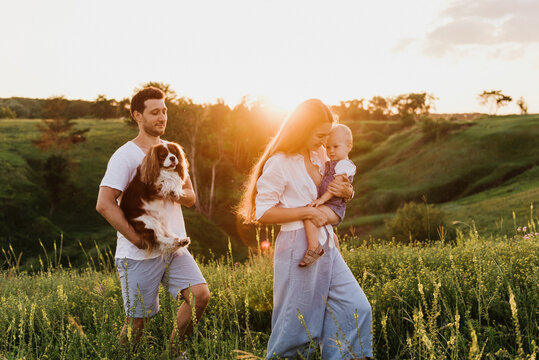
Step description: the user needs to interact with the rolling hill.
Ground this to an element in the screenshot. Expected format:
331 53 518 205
342 114 539 237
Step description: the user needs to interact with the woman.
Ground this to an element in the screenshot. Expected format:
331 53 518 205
238 99 372 359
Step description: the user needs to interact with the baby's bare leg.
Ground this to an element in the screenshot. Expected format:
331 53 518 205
317 205 340 226
303 219 320 251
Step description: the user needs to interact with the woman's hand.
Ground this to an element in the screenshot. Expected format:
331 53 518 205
327 177 353 200
304 206 329 227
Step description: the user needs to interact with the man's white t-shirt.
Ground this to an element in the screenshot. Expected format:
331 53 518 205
100 141 188 260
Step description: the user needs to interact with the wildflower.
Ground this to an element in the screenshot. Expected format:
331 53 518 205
517 227 522 232
523 226 527 232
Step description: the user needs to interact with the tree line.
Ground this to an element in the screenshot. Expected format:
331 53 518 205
22 84 442 246
13 85 533 239
0 95 126 120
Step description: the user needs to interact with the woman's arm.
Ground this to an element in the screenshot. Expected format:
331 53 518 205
258 206 329 227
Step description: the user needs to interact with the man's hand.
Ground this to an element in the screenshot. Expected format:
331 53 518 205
174 178 196 207
131 233 146 249
96 186 146 248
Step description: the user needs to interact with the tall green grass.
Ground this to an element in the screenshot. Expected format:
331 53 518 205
1 228 537 359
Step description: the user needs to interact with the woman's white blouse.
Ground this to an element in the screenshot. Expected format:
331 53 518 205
255 149 335 246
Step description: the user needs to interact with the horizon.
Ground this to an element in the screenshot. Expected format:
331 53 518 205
1 0 538 114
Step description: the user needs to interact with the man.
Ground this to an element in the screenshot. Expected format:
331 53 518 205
96 87 209 357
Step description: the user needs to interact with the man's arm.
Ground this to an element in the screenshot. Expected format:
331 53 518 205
95 186 143 248
177 177 196 207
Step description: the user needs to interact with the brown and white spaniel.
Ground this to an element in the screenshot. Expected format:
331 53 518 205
120 141 191 254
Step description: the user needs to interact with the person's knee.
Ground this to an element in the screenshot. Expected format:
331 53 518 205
192 284 210 309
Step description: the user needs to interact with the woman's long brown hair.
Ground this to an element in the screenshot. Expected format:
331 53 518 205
237 99 335 223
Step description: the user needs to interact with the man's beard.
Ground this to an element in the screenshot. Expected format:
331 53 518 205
143 124 165 137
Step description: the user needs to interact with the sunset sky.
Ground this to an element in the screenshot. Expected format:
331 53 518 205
1 0 538 114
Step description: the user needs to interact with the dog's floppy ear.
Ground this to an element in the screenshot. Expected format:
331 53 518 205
140 145 161 185
169 142 189 181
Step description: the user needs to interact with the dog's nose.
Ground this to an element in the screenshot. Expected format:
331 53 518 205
169 155 177 163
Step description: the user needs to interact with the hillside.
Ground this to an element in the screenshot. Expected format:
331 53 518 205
342 114 539 237
2 114 538 267
0 119 243 268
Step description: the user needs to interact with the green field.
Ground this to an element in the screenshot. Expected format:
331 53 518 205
2 114 539 266
345 114 539 238
0 119 243 268
1 232 537 359
1 115 539 359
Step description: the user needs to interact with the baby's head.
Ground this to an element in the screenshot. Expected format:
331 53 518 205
326 124 353 161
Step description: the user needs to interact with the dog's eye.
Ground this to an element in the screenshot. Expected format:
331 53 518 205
156 148 168 159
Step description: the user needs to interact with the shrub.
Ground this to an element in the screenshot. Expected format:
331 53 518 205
0 106 16 119
420 116 455 142
385 201 450 244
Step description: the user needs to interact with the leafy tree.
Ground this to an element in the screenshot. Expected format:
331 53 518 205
391 93 437 123
332 99 370 121
65 100 93 119
385 201 450 244
42 154 71 217
117 97 132 122
516 97 528 115
32 96 89 216
367 96 390 120
0 97 45 118
478 90 512 115
0 106 16 119
136 81 178 101
92 94 117 119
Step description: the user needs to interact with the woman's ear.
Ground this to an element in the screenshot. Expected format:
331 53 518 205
140 146 159 185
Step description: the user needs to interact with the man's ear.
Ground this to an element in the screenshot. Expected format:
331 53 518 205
133 111 142 123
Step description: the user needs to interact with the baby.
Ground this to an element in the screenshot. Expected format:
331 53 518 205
300 124 356 267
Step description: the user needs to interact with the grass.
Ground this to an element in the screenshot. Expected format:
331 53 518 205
0 119 244 266
345 114 539 238
1 226 537 359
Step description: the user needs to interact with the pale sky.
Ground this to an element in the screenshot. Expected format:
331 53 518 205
1 0 538 114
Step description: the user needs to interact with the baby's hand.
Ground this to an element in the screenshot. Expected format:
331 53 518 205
309 199 325 207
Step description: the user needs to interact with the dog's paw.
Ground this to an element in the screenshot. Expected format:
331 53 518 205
169 189 184 201
176 237 190 247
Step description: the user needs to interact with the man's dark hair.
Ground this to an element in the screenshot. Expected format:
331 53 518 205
130 87 166 118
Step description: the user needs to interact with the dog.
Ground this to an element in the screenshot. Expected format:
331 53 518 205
120 141 191 255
